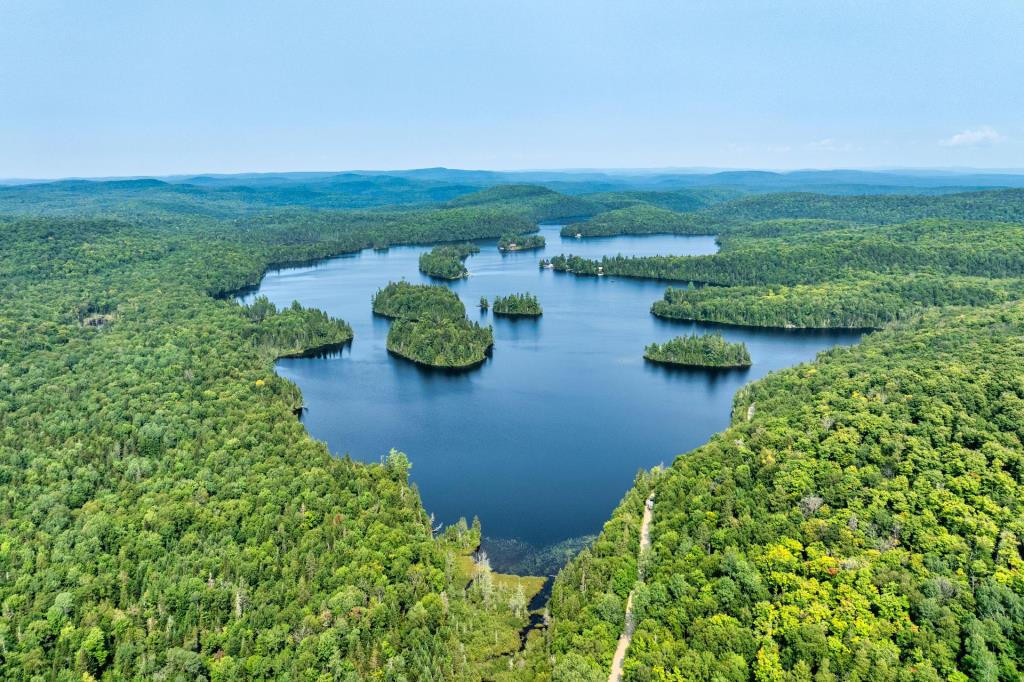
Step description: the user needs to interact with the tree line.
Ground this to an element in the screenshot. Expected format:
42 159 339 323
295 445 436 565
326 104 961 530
644 334 751 368
419 243 480 279
492 293 543 317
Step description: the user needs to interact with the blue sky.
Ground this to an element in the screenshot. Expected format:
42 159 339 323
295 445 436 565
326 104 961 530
1 0 1022 177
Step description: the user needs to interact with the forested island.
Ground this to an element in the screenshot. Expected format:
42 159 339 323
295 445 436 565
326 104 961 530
372 280 465 320
372 280 493 367
3 173 1024 679
491 292 542 317
418 243 480 279
387 316 493 368
498 233 545 251
644 333 751 367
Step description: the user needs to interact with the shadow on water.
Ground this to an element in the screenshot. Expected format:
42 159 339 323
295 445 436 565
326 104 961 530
278 339 353 360
641 359 752 386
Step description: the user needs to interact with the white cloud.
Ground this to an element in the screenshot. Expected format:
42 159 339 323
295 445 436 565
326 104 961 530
940 126 1005 147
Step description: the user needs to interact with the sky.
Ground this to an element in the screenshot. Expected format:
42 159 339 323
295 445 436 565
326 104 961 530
1 0 1023 178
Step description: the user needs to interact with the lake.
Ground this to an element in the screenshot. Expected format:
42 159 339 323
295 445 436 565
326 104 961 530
241 225 864 571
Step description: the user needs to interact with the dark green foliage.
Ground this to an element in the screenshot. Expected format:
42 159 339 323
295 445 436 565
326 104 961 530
419 243 481 279
560 204 717 238
445 184 602 222
372 280 466 320
498 233 546 251
581 188 744 214
554 188 1024 238
548 219 1024 286
0 174 485 216
646 188 1024 232
652 276 1023 329
387 317 494 368
7 177 1024 680
644 334 751 367
0 194 543 678
371 281 494 368
245 296 353 356
492 293 543 317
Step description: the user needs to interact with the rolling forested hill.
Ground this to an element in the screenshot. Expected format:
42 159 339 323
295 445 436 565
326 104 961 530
532 303 1024 681
2 175 1024 680
0 199 560 679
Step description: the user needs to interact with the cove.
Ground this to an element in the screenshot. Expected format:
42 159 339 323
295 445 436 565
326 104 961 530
241 225 864 570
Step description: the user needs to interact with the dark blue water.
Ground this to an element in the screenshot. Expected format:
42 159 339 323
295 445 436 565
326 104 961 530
242 225 863 557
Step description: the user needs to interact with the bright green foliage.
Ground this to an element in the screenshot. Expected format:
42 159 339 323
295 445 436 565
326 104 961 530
540 305 1024 680
499 233 546 251
0 201 535 678
644 334 751 367
7 179 1024 680
372 280 466 320
419 243 481 279
561 205 716 238
492 293 543 317
525 472 661 676
480 296 489 310
651 276 1023 329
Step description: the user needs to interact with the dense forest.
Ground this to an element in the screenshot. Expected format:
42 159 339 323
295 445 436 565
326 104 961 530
444 184 601 223
561 204 718 238
418 243 480 279
0 194 546 679
370 280 494 368
387 317 494 368
3 178 1024 680
557 188 1024 238
499 233 546 251
546 214 1024 338
491 293 543 317
644 334 752 368
244 296 354 357
547 219 1024 287
578 188 744 214
372 281 466 321
535 304 1024 681
651 276 1022 329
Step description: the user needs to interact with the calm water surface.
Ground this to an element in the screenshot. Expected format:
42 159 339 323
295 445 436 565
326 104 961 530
242 225 863 563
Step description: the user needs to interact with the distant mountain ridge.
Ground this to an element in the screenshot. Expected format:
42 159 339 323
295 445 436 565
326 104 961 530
7 167 1024 192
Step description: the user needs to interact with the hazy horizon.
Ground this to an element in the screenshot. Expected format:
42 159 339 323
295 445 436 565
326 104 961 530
5 165 1024 185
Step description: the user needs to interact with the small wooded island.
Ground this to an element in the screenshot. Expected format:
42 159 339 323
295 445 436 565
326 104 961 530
492 292 542 317
418 243 480 279
372 281 493 368
498 233 545 251
644 333 751 368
